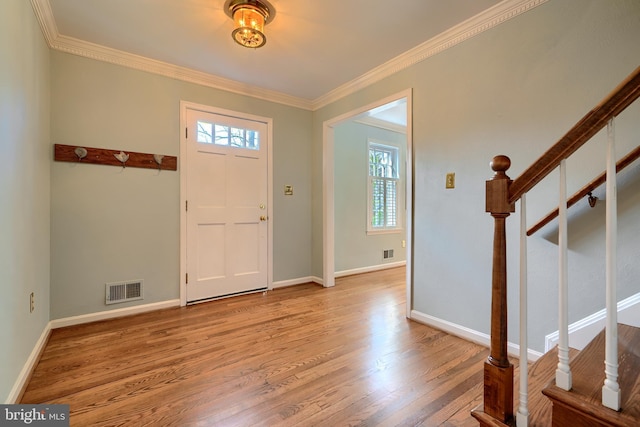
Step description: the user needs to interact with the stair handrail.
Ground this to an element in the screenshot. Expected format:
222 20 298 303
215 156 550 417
473 65 640 427
508 66 640 205
527 145 640 236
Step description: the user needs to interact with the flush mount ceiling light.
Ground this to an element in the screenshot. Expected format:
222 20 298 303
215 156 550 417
225 0 275 48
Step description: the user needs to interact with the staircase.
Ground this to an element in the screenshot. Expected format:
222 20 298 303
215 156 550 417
515 347 579 427
541 324 640 427
471 65 640 427
498 323 640 427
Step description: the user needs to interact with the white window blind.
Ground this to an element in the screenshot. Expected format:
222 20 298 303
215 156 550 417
368 142 399 232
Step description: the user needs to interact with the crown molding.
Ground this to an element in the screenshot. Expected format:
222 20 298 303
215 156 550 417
30 0 57 46
311 0 548 110
29 0 313 110
31 0 546 112
354 118 407 134
53 34 314 110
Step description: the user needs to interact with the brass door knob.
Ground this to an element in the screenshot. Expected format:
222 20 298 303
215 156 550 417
260 216 267 221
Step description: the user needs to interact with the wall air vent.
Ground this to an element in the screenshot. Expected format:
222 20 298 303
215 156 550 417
383 249 394 259
106 280 143 305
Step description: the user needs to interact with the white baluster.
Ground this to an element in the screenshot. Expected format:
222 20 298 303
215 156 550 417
517 194 529 427
602 118 621 410
556 160 572 390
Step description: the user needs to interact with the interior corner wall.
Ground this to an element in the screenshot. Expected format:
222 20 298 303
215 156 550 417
311 0 640 352
334 121 407 272
0 0 51 402
50 52 313 319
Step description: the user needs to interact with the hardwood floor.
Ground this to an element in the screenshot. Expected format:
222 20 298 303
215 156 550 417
22 267 491 426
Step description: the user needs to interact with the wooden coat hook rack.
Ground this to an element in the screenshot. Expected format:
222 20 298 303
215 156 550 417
54 144 177 171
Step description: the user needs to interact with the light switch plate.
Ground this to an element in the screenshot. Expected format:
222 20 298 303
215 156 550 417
446 173 455 189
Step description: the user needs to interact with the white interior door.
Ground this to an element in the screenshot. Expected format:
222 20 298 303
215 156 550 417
186 108 268 302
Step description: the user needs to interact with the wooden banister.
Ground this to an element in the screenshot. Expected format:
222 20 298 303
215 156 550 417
508 66 640 205
527 145 640 236
476 66 640 427
476 155 515 425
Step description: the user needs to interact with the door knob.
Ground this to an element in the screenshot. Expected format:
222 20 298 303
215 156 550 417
260 216 267 221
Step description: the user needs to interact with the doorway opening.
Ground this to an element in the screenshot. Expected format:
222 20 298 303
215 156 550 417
322 89 413 317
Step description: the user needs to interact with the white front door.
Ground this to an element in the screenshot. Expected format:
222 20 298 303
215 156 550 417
185 108 269 302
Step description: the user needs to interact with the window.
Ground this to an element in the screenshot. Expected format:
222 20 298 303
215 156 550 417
368 142 400 233
197 120 260 150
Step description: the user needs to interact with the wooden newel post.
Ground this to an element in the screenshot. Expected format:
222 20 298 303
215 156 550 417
484 155 515 423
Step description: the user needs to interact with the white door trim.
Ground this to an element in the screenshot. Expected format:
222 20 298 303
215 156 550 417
179 100 273 306
322 89 413 317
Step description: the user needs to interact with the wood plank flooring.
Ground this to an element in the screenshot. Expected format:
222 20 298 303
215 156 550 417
22 267 493 426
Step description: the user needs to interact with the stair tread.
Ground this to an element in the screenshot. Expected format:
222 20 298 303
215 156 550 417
515 346 579 426
542 323 640 426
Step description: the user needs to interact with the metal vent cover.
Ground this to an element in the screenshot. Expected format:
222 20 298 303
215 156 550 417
383 249 394 259
106 280 143 305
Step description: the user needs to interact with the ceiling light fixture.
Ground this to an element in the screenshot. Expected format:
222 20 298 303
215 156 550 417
225 0 274 49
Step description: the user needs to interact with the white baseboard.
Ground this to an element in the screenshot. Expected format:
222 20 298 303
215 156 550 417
6 322 52 404
545 292 640 352
272 276 320 289
335 261 406 278
50 299 181 329
411 310 543 362
272 265 406 290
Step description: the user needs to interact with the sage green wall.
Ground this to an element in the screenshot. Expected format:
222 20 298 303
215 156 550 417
0 0 50 402
50 52 312 319
4 4 640 405
334 121 407 272
312 0 640 352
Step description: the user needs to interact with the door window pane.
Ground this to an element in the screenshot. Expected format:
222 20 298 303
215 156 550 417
197 120 260 150
197 121 213 143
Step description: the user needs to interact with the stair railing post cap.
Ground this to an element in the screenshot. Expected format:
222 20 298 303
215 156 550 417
491 155 511 172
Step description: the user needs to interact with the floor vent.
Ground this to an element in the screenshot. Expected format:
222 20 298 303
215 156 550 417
383 249 394 259
106 280 143 305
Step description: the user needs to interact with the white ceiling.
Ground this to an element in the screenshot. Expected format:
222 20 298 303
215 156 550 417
356 98 409 129
39 0 516 109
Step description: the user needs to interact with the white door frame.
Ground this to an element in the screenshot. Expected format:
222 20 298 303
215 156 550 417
322 89 413 317
179 100 273 306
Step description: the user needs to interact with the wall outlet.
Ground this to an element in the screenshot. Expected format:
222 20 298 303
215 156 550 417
30 292 34 313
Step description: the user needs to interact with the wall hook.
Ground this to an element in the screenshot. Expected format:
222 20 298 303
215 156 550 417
153 154 164 170
55 144 177 171
114 151 129 168
587 192 598 208
74 147 88 160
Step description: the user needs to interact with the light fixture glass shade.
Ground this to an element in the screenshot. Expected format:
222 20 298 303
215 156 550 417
232 5 267 48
